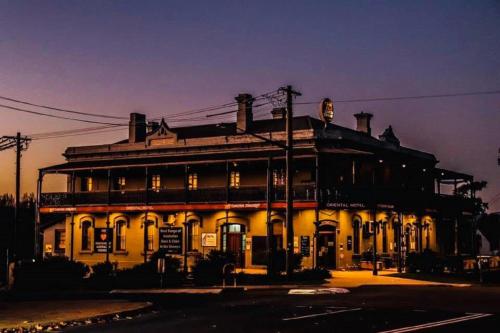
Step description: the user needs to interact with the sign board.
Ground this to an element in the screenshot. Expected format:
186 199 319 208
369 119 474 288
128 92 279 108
94 228 113 253
201 233 217 247
159 227 183 254
300 236 310 257
347 236 353 251
45 244 53 254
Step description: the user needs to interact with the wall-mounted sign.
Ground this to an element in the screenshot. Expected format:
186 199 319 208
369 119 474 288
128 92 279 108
300 236 310 257
201 233 217 247
347 236 353 251
94 228 113 253
159 227 183 254
319 98 334 124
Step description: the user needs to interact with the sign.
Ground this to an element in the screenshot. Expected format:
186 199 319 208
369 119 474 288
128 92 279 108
319 98 334 123
326 202 366 209
300 236 310 257
347 236 353 251
201 233 217 247
45 244 53 254
94 228 113 253
159 227 183 254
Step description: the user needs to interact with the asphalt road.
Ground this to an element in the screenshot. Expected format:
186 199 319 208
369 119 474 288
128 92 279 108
67 285 500 333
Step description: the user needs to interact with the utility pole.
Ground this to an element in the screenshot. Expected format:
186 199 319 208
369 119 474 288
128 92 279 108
280 85 301 278
0 133 30 261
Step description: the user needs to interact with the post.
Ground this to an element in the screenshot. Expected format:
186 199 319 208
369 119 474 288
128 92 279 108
13 132 21 260
183 212 188 274
106 169 111 263
372 215 378 276
397 212 403 273
35 171 43 260
144 167 149 263
70 213 75 261
266 157 274 276
314 154 320 269
285 85 294 277
226 161 230 203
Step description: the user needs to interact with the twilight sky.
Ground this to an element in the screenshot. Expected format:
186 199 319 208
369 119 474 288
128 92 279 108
0 0 499 211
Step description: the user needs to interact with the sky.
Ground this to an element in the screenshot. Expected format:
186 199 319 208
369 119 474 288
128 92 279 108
0 0 499 211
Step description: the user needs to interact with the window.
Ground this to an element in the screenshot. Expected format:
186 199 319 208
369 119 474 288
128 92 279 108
273 169 285 186
115 176 126 190
352 217 361 254
230 171 240 189
55 229 65 252
81 221 92 251
151 174 161 191
82 177 93 192
382 222 388 253
115 221 126 251
188 173 198 190
146 222 154 251
187 222 200 252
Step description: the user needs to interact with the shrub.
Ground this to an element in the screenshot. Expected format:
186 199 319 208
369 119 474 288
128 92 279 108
406 250 444 273
293 268 331 281
272 249 303 273
191 250 235 286
14 256 89 291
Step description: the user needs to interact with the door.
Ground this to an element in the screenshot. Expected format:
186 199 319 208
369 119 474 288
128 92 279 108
318 231 336 268
222 224 246 268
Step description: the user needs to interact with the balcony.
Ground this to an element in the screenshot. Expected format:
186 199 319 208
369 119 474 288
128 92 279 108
40 184 317 207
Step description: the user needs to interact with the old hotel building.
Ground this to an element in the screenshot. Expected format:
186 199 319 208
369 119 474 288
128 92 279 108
39 93 475 270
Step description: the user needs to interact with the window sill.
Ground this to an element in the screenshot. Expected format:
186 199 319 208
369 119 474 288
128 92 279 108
114 251 129 255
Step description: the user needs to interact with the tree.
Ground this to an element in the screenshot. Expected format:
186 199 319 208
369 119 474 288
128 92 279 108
455 180 488 214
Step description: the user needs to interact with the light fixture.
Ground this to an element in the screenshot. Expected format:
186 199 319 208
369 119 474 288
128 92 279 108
422 168 426 172
402 164 406 168
378 159 383 163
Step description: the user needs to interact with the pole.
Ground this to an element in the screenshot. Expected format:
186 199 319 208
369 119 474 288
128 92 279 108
397 212 403 273
284 85 301 278
144 167 149 263
372 215 378 276
13 132 21 260
266 157 274 276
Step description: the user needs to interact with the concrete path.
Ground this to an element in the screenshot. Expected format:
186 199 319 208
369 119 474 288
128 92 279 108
327 270 471 288
0 299 151 330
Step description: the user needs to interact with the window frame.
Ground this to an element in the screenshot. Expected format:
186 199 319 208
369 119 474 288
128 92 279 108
115 220 127 252
54 229 66 253
188 172 198 190
81 221 92 251
230 171 240 189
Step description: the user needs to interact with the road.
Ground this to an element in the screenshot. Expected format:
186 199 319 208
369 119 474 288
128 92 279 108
67 285 500 332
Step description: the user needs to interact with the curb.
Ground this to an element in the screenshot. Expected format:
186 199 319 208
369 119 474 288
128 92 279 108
0 302 154 332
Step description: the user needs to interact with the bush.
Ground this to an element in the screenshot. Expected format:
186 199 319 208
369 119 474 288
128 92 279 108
293 268 331 281
14 256 89 291
272 249 303 273
115 253 183 289
406 250 444 274
191 250 235 286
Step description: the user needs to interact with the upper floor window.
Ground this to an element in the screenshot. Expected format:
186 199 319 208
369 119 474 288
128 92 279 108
55 229 65 253
115 176 126 190
81 221 92 251
230 171 240 189
115 220 127 251
273 169 285 186
188 173 198 190
82 177 93 192
151 174 161 191
146 222 155 251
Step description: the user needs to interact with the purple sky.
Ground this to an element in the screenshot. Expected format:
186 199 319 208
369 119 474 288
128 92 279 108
0 0 499 211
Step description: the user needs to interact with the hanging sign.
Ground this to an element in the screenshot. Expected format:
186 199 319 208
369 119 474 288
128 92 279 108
319 98 334 124
159 227 183 254
300 236 310 257
202 233 217 247
94 228 113 253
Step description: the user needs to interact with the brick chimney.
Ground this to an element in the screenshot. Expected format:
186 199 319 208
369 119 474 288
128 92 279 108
129 113 147 143
235 93 253 133
271 107 286 119
354 112 373 135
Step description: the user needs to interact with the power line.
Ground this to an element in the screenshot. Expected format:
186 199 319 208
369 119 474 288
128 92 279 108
0 95 128 120
294 89 500 105
0 103 126 126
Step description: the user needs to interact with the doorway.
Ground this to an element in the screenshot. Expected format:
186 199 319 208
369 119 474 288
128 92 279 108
318 225 337 269
222 224 246 267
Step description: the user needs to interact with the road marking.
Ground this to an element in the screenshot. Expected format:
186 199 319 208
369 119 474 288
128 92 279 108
378 313 493 333
288 288 350 295
282 308 362 321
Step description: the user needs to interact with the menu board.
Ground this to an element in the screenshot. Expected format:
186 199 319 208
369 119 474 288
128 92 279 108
94 228 113 253
300 236 310 257
159 227 183 254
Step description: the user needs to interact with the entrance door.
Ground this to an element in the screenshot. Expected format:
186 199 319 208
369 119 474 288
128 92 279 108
318 231 336 268
222 224 246 268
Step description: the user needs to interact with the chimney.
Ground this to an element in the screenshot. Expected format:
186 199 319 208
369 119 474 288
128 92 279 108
129 112 147 143
354 112 373 135
235 93 253 133
271 107 286 119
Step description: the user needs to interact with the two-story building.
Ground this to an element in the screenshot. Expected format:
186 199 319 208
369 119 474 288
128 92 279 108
38 93 475 271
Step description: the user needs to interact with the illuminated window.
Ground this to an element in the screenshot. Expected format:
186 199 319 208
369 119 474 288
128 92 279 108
55 229 65 252
82 177 93 192
188 173 198 190
151 174 161 190
81 221 92 251
146 222 154 251
230 171 240 189
273 169 285 186
115 221 126 251
187 222 200 252
118 176 126 187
